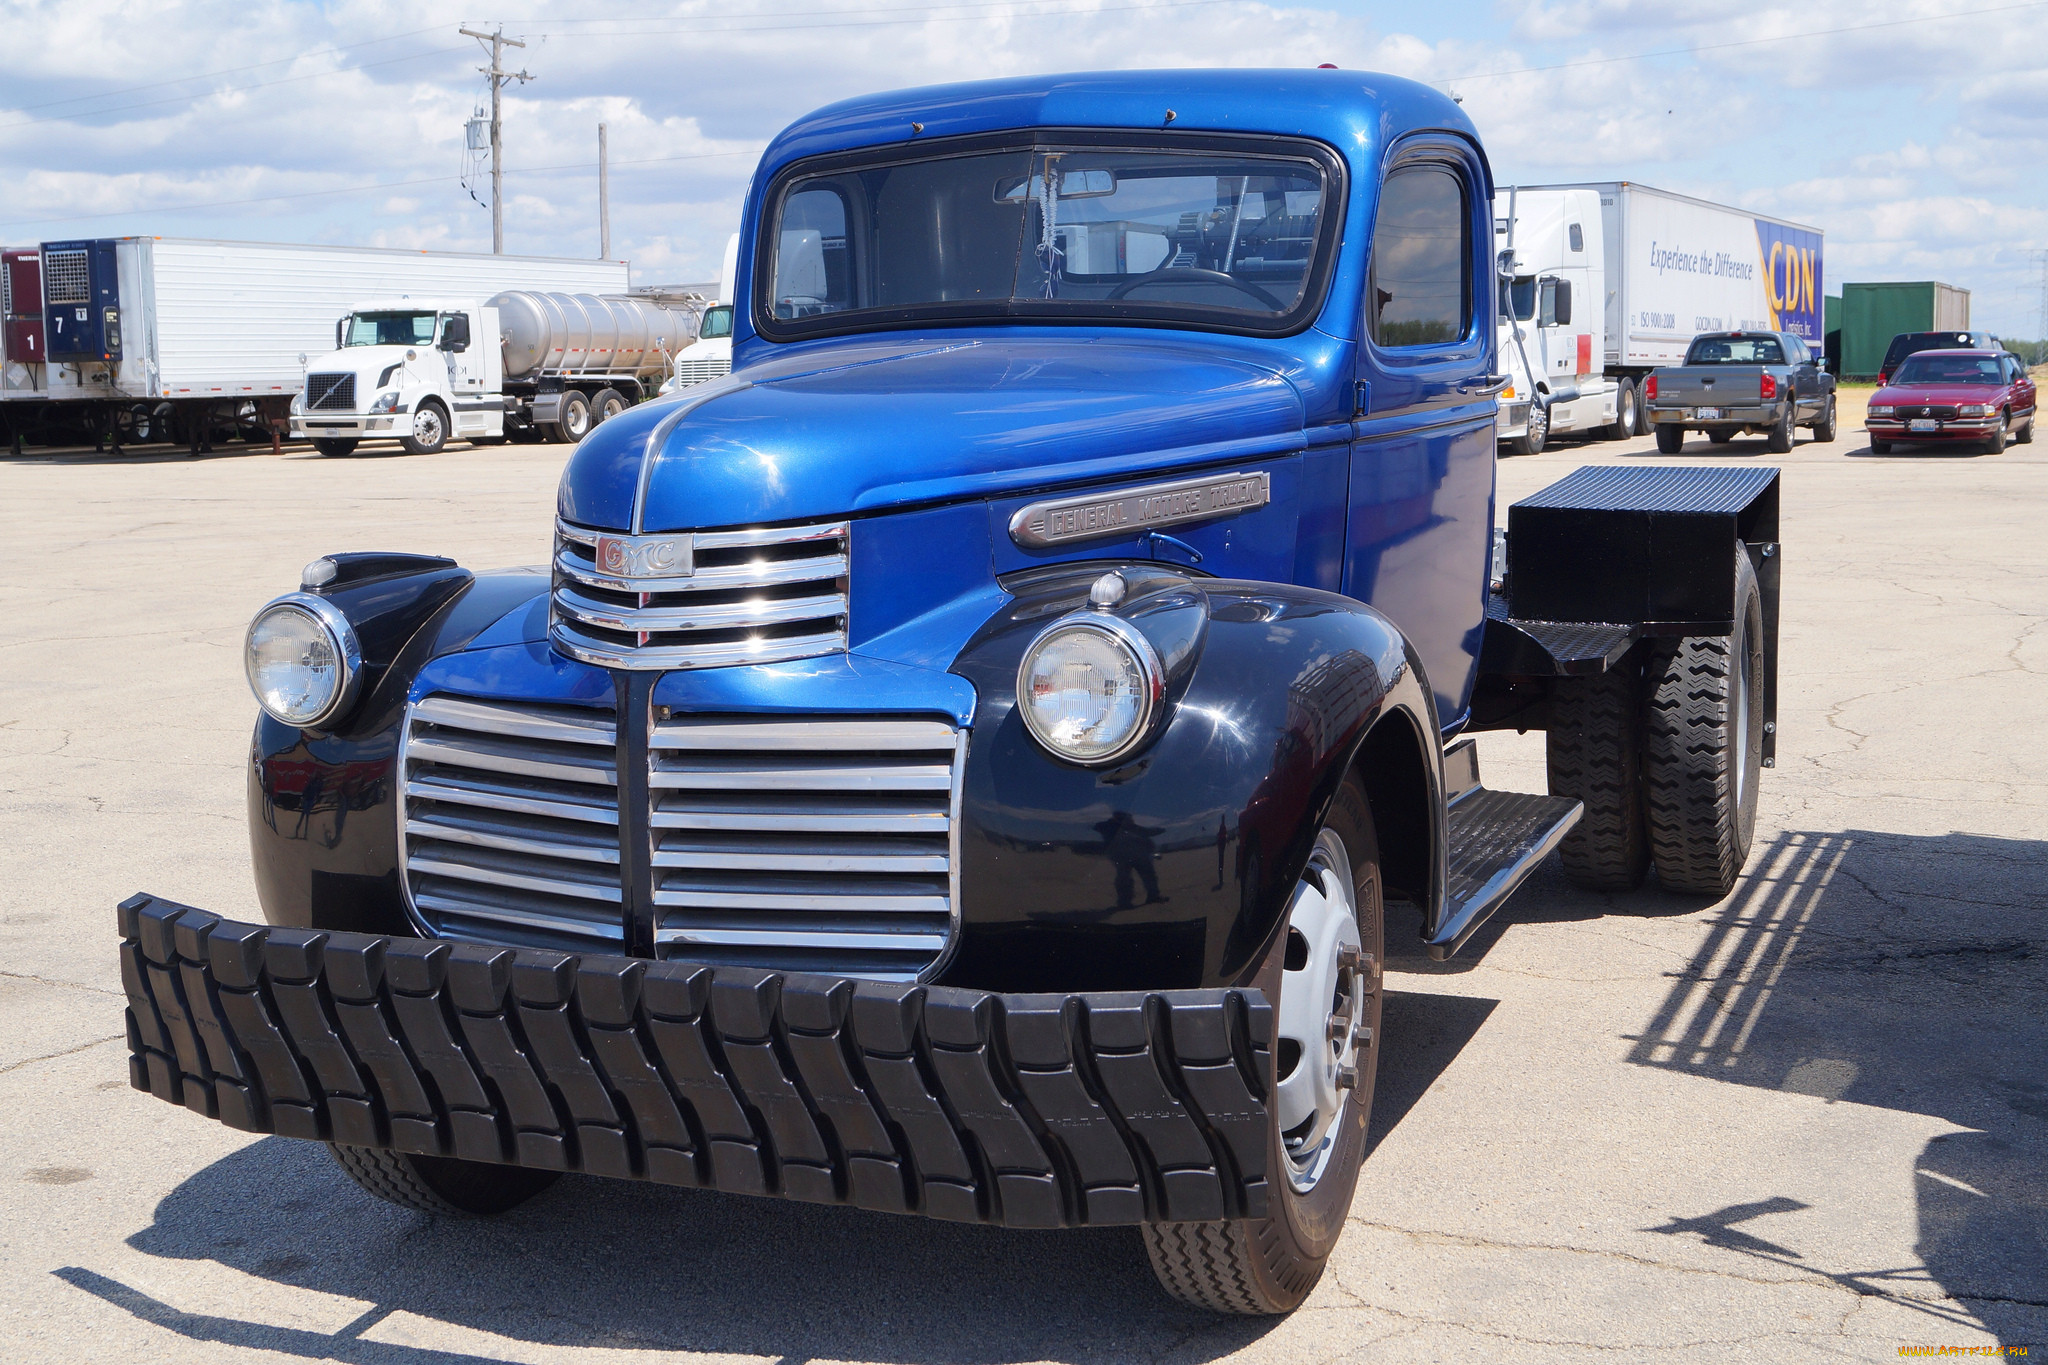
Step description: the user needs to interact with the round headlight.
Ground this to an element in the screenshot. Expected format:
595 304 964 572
244 594 360 728
1017 618 1163 764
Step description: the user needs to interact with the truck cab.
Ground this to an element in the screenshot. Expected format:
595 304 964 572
1493 188 1620 452
291 298 502 456
122 69 1781 1318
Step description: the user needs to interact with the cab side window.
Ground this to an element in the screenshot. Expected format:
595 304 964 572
1368 166 1470 348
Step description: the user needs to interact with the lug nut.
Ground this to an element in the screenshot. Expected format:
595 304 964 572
1327 1011 1352 1041
1335 1064 1359 1090
1336 944 1361 971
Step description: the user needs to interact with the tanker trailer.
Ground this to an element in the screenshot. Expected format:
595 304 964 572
491 291 697 442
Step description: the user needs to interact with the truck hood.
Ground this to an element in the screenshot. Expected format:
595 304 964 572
303 345 418 384
557 335 1303 532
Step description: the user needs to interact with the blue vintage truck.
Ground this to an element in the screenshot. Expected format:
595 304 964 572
121 69 1780 1314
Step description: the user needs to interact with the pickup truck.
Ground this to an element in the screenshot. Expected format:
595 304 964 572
1645 330 1837 453
118 69 1783 1317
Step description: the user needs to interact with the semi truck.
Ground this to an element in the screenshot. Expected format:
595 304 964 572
1494 182 1824 453
118 69 1782 1318
0 237 627 452
289 291 696 456
662 234 741 393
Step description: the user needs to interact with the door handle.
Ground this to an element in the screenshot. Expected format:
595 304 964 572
1459 375 1511 396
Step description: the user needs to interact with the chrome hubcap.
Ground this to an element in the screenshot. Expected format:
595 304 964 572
1276 828 1368 1192
415 409 442 445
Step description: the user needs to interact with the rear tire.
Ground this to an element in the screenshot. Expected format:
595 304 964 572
1812 395 1838 443
1143 776 1382 1315
328 1144 559 1216
1655 423 1684 454
1508 402 1548 456
313 437 358 458
1604 380 1638 440
1764 404 1794 453
557 391 593 444
590 387 628 426
1547 655 1649 891
2016 416 2034 445
1643 547 1764 897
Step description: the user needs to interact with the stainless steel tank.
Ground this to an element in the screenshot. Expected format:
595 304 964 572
490 292 696 379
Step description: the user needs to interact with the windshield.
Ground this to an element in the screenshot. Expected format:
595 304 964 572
1891 354 2003 385
758 138 1336 338
344 311 437 347
697 304 733 339
1686 335 1784 365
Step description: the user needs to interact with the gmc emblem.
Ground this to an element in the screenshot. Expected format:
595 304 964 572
595 533 695 579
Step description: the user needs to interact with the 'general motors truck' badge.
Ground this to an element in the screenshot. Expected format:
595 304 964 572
1009 471 1270 549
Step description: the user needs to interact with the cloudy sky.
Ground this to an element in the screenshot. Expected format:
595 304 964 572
3 0 2044 335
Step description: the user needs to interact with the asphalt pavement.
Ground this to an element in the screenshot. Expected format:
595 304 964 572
1 394 2042 1362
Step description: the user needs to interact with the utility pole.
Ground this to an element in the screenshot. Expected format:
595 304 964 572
599 123 610 260
2034 249 2048 363
459 26 532 254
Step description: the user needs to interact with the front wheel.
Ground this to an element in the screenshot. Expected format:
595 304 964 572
400 401 448 455
313 437 358 458
328 1144 559 1216
1143 777 1382 1314
1509 403 1548 456
1655 423 1685 454
1981 412 2008 455
1870 438 1893 454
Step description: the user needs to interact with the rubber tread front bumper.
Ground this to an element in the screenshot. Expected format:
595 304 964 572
118 894 1273 1228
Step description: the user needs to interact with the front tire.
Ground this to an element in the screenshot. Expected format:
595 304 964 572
1981 412 2008 455
1655 423 1685 454
1643 546 1764 897
313 437 358 458
328 1144 559 1216
1870 438 1893 454
1143 776 1383 1315
400 401 448 456
1547 655 1649 891
1509 402 1548 456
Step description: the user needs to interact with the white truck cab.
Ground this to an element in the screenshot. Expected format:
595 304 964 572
1494 188 1621 454
291 298 502 456
661 233 740 395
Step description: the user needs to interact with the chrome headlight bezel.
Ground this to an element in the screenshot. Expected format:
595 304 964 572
244 592 363 729
1015 612 1166 766
369 390 403 413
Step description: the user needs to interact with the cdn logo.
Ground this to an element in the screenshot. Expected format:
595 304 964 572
595 533 694 579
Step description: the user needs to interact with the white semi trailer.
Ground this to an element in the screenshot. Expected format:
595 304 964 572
289 291 695 455
1494 182 1824 454
1 236 626 452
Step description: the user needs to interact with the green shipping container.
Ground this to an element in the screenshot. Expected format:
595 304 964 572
1840 281 1971 378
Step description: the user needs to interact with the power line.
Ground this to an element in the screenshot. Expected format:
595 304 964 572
0 149 761 230
6 27 447 115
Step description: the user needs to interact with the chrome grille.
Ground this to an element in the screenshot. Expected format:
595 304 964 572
400 694 623 953
550 518 849 671
307 372 356 411
650 716 964 981
672 355 732 387
43 249 89 305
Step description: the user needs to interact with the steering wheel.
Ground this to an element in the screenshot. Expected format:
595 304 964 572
1107 268 1284 309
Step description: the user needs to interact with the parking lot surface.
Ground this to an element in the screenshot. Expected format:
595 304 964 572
2 399 2042 1362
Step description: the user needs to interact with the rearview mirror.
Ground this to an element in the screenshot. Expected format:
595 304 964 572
1553 279 1572 326
439 314 471 352
995 168 1118 201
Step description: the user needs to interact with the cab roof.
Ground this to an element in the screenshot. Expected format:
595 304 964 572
756 67 1483 189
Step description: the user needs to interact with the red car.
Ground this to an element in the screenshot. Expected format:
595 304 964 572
1865 349 2037 454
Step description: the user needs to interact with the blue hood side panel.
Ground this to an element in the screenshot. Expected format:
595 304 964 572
652 654 977 729
414 641 615 708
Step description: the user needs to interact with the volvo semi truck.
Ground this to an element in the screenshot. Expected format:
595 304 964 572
1494 182 1823 453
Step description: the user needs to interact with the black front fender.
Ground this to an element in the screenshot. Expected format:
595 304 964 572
944 564 1441 994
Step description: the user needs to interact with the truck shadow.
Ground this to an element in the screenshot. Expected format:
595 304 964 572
1626 828 2048 1345
80 1135 1282 1362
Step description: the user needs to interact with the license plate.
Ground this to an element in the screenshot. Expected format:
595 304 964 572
1694 407 1721 420
1909 419 1941 433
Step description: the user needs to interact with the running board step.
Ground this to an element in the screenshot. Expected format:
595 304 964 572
1427 786 1582 960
